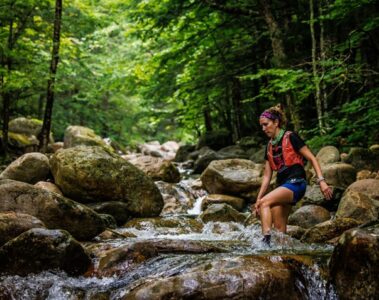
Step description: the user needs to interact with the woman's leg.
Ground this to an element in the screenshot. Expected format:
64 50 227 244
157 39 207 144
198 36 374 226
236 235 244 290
259 187 293 234
271 204 292 233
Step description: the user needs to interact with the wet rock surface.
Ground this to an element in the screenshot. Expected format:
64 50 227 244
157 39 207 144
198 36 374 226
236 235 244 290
0 228 91 276
329 223 379 299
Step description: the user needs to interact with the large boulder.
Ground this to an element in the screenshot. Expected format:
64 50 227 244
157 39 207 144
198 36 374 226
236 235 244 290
329 223 379 299
0 228 91 276
321 163 357 188
200 159 263 197
288 205 331 229
0 212 45 246
121 256 301 300
341 147 379 171
344 179 379 200
316 146 340 165
200 203 247 224
0 179 105 240
50 146 164 217
34 181 63 195
128 155 181 183
300 218 361 244
336 191 378 223
0 152 50 184
63 125 112 151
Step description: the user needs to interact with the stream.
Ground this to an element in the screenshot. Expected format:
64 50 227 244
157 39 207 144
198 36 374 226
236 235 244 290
0 171 338 299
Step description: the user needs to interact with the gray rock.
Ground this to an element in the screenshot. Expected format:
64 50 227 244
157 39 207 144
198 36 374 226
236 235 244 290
0 228 90 276
321 162 357 188
0 179 105 240
200 203 247 223
0 152 50 184
316 146 340 165
288 205 331 229
200 159 263 197
64 125 112 151
341 147 379 171
0 212 45 246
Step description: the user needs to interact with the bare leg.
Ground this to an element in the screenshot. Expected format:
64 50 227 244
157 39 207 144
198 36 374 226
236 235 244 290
259 187 294 234
271 204 292 233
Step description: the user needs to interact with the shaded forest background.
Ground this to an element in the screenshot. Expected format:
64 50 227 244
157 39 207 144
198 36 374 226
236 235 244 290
1 0 378 152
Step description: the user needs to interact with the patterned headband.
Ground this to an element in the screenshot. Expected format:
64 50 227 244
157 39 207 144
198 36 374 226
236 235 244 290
260 111 281 120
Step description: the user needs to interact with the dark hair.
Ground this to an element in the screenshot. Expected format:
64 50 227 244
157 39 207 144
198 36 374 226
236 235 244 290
264 104 287 128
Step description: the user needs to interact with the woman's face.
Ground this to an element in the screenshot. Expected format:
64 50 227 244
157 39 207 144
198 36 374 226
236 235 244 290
259 117 279 138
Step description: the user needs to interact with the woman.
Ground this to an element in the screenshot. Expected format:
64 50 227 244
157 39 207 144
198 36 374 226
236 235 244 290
254 105 333 246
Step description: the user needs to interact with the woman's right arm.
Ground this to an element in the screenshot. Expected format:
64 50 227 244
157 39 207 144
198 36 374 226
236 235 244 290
254 161 273 214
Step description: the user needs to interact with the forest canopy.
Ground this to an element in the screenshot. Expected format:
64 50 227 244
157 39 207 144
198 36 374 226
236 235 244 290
1 0 378 150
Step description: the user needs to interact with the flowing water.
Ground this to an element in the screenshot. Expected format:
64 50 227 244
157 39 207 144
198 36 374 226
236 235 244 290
0 171 338 299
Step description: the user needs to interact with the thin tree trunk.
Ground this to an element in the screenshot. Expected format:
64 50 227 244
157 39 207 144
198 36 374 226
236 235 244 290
231 77 242 142
39 0 62 152
310 0 325 133
203 98 213 132
319 0 329 128
1 19 14 156
259 0 301 131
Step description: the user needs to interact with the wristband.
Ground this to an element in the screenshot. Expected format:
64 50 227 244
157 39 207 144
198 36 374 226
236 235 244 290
317 176 325 184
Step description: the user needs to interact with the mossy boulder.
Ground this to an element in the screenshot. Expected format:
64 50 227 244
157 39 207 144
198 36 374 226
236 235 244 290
50 146 164 217
63 125 113 151
0 179 105 240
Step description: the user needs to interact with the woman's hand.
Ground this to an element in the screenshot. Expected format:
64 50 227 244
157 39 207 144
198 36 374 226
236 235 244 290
254 198 262 216
320 181 333 200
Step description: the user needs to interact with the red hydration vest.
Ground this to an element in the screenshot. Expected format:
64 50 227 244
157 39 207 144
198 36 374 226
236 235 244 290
267 131 304 171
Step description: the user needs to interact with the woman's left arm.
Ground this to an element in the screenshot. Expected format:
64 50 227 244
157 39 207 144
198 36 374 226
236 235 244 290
299 146 333 200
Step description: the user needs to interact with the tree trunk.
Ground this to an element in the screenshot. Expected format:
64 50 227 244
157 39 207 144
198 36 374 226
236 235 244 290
231 77 242 142
310 0 325 133
1 19 14 156
39 0 62 152
259 0 301 131
203 98 213 132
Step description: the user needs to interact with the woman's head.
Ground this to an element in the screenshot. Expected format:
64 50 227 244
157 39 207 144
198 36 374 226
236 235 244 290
259 104 286 137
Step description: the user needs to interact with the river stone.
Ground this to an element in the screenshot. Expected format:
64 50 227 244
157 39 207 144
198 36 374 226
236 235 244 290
0 152 50 184
128 155 181 183
34 181 63 195
298 185 343 211
174 144 196 162
356 169 378 180
316 146 340 165
200 159 263 197
345 179 379 200
193 146 219 174
121 256 301 300
0 179 105 240
88 201 131 226
300 218 361 244
0 212 45 246
336 191 378 223
50 146 164 217
63 125 112 151
341 146 379 171
248 146 266 164
321 162 357 188
201 194 245 211
200 203 247 224
0 228 91 276
329 224 379 299
288 205 331 229
155 181 197 215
